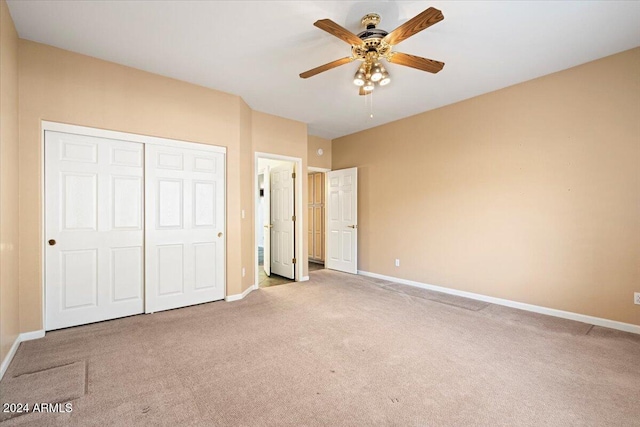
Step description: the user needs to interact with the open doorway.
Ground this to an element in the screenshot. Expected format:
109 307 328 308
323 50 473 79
308 167 330 275
255 154 302 288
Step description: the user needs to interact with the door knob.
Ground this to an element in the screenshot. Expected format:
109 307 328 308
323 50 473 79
218 232 223 238
264 224 273 228
347 225 358 229
48 239 56 246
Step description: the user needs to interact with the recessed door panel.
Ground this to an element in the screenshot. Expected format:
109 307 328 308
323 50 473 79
60 140 97 163
111 146 142 167
46 131 144 330
112 176 142 229
158 179 183 228
63 173 97 231
157 152 183 170
194 181 215 227
194 243 216 289
329 192 339 221
62 249 98 309
329 230 340 261
111 246 142 302
158 244 184 296
342 189 353 222
194 156 215 173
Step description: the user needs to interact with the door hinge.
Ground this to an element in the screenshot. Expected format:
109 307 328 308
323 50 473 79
292 258 297 264
292 215 296 222
292 172 296 179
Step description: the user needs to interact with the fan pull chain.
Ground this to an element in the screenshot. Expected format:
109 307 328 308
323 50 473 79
370 91 374 119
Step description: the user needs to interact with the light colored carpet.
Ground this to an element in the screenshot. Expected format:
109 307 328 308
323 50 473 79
1 269 639 426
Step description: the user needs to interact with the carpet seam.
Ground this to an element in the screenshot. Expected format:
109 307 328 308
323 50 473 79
379 284 489 312
12 361 80 379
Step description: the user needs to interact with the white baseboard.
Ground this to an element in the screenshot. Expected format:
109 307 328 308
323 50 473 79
225 284 255 302
358 270 640 335
0 336 21 381
300 276 310 282
0 329 46 380
21 330 45 341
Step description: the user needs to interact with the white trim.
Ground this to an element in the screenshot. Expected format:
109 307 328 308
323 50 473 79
0 330 46 380
225 284 254 302
358 270 640 335
254 152 304 287
308 166 331 173
0 336 21 380
41 121 227 153
300 276 310 282
20 330 45 341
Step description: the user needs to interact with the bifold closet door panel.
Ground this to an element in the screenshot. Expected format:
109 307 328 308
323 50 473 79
145 144 225 313
45 131 144 330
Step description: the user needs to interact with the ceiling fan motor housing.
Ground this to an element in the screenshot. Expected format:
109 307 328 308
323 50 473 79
353 13 391 60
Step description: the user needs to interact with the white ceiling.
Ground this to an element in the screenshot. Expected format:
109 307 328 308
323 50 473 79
7 1 640 139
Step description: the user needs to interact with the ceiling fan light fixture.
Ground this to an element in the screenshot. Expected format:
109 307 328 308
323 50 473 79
363 79 375 91
353 69 366 86
379 71 391 86
370 62 383 82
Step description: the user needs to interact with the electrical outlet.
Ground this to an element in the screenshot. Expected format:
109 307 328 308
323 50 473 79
395 259 400 267
635 292 640 305
242 267 246 277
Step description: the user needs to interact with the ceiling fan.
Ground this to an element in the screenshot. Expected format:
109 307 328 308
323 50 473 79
300 7 445 96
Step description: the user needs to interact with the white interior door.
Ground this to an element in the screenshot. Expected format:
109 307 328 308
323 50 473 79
270 164 295 279
145 144 225 313
262 166 271 276
326 167 358 274
45 131 144 330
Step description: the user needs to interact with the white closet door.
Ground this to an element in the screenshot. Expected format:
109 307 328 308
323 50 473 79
270 164 295 279
145 144 225 313
45 131 144 330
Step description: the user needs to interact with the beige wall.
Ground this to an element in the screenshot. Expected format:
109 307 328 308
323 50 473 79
333 47 640 326
252 111 309 277
17 40 250 332
0 0 20 362
307 135 331 170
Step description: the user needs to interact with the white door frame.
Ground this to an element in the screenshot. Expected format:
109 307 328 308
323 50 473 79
41 121 227 331
254 152 304 288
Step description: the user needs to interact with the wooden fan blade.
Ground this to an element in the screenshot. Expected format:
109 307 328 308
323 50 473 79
388 52 444 74
359 87 371 96
382 7 444 46
299 57 353 79
314 19 364 46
